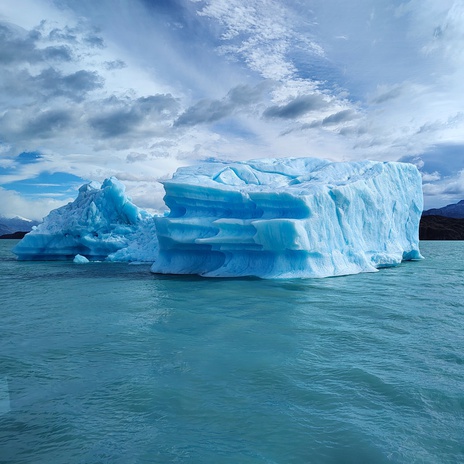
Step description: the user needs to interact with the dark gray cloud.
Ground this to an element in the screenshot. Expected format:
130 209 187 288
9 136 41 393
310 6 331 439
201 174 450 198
263 94 327 119
48 26 78 43
321 109 357 126
281 109 359 135
126 152 148 163
227 84 266 105
34 68 104 102
89 94 180 138
0 67 104 104
89 111 141 138
175 99 233 127
47 23 104 48
371 86 403 104
104 59 127 70
0 22 73 64
23 109 74 138
135 95 179 116
175 84 265 127
84 34 104 48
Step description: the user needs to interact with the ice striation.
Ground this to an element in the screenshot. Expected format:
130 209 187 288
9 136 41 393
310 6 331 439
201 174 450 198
13 177 157 261
150 158 423 278
13 158 423 279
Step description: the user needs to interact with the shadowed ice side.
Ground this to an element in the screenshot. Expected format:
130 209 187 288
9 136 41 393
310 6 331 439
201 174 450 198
12 158 423 279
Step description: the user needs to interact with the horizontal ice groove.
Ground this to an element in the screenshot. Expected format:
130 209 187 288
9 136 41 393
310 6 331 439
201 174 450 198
151 157 423 278
13 157 423 279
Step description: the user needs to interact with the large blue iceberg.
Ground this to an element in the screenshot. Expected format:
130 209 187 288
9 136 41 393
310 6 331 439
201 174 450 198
13 158 423 278
151 158 423 278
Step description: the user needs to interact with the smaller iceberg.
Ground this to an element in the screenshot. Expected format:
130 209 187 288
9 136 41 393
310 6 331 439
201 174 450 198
73 254 89 264
13 177 157 261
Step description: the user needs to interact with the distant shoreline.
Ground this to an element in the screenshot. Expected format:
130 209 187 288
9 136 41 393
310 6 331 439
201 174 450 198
419 215 464 240
0 231 28 240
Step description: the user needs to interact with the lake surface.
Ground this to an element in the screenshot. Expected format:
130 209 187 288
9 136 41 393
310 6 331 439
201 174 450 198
0 240 463 463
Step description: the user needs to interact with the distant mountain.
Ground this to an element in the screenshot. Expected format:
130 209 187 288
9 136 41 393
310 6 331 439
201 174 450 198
422 200 464 219
0 216 40 237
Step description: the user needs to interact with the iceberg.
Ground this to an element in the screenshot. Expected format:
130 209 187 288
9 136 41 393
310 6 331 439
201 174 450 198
13 177 157 261
150 158 423 278
73 254 89 264
13 157 423 279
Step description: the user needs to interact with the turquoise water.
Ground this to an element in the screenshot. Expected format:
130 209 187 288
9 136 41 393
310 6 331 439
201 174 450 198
0 240 463 463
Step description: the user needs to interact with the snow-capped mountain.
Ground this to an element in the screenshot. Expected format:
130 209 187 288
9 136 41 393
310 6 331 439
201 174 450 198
0 216 40 236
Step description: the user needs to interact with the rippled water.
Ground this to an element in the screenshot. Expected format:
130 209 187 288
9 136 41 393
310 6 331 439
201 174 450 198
0 240 463 463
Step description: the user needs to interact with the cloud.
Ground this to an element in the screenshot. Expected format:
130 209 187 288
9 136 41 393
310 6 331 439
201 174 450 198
126 152 148 163
0 186 72 221
33 68 104 101
175 99 233 126
402 0 464 64
48 26 78 43
421 168 464 208
421 171 441 182
263 94 329 120
83 33 104 48
0 67 104 109
399 144 464 178
174 83 265 127
197 0 324 81
0 14 179 150
89 109 143 138
0 107 76 143
0 22 72 64
24 109 74 138
370 86 404 104
321 109 358 126
400 144 464 208
104 59 126 70
416 113 464 135
89 94 180 138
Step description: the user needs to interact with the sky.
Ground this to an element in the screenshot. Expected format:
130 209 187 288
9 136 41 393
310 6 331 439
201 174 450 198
1 0 464 220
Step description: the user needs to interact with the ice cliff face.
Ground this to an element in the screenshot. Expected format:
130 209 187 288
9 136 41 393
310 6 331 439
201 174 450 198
13 177 157 261
151 158 423 278
13 158 423 279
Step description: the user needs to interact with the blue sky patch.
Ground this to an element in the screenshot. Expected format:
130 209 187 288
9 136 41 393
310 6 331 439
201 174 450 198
17 151 43 164
3 171 87 197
